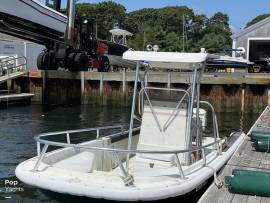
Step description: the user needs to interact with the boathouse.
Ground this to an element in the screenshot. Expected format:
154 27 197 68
232 16 270 61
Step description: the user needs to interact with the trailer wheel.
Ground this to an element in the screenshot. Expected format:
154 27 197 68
102 56 110 72
74 53 89 71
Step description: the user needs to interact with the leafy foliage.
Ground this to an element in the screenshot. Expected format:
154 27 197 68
76 1 126 40
246 13 270 28
76 1 232 53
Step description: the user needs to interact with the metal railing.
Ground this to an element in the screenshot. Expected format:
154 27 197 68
199 100 220 139
0 56 27 77
137 87 220 150
138 87 190 115
33 124 224 186
138 87 190 132
35 125 126 157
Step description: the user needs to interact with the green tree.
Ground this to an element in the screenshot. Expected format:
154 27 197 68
75 2 232 53
128 24 167 51
124 8 159 35
197 12 232 53
246 13 270 28
76 1 126 40
192 33 229 53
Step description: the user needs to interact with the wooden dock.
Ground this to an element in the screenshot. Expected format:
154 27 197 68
0 93 34 103
199 106 270 203
0 71 26 84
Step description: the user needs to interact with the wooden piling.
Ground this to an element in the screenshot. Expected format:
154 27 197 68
81 71 85 104
167 72 171 89
122 69 126 93
268 84 270 106
42 70 46 104
241 84 246 113
145 74 148 87
99 73 103 95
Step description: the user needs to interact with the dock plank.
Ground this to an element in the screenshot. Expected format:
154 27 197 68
246 196 261 203
231 194 248 203
0 71 26 84
260 197 270 203
0 93 34 102
199 106 270 203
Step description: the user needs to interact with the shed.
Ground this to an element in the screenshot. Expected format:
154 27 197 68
0 33 44 70
232 16 270 63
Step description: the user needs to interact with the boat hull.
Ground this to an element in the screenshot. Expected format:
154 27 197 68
106 54 137 68
0 0 67 33
15 134 245 201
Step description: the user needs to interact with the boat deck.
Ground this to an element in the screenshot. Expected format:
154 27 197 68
199 106 270 203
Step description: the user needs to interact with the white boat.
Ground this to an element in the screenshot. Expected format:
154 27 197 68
105 27 137 68
0 0 67 34
106 54 137 69
207 55 254 69
16 51 245 201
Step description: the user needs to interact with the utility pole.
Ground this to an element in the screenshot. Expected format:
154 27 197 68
182 15 185 52
143 31 146 51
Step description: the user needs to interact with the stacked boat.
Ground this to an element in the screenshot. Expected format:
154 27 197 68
0 0 67 33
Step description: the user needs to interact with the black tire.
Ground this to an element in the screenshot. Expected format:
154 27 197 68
101 56 110 72
66 53 76 71
74 53 89 71
37 51 49 70
37 52 43 70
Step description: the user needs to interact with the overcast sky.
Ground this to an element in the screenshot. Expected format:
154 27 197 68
60 0 270 32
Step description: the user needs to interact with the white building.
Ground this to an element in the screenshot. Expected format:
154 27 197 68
0 33 44 70
232 17 270 63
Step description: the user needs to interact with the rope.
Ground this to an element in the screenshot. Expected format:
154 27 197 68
206 165 223 189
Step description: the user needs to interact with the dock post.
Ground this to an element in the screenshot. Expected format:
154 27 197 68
42 70 46 104
99 73 103 95
167 72 171 89
241 84 246 112
7 80 12 92
81 71 85 105
240 84 246 131
145 74 148 87
268 84 270 106
122 69 126 93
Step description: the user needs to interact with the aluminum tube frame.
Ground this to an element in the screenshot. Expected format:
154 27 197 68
196 67 203 160
199 100 219 149
184 65 198 164
126 62 140 171
36 134 225 155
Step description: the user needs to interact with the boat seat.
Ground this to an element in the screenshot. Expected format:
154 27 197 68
53 151 95 173
137 104 189 164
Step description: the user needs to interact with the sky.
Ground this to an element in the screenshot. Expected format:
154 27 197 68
61 0 270 33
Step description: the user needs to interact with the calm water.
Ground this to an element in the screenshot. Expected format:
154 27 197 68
0 105 260 203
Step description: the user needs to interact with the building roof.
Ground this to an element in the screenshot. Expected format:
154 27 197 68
232 16 270 39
